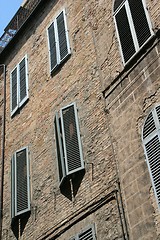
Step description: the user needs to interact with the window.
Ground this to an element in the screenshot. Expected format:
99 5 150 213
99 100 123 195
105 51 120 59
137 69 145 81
11 147 31 218
54 102 84 184
142 105 160 208
70 225 96 240
47 9 71 73
113 0 154 64
10 55 29 116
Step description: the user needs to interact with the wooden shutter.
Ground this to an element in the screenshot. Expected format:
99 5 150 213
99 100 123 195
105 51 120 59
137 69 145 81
11 154 15 219
144 135 160 206
128 0 152 47
113 0 125 12
143 112 156 139
114 5 136 63
54 113 66 183
156 106 160 122
56 10 70 62
143 106 160 207
13 147 30 217
114 0 153 64
48 22 58 71
11 67 18 115
61 103 84 176
78 225 96 240
19 56 29 107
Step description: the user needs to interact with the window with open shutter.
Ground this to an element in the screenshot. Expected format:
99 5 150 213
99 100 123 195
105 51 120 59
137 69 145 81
54 103 84 184
47 9 71 73
113 0 154 65
70 225 96 240
142 106 160 208
54 113 66 183
10 55 29 116
11 147 31 218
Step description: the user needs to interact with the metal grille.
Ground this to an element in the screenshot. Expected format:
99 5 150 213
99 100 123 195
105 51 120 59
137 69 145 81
0 0 41 51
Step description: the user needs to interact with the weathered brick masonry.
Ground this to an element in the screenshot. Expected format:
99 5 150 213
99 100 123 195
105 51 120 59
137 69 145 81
0 0 159 239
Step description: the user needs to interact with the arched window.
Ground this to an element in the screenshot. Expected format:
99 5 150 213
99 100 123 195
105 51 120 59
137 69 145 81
113 0 154 65
142 106 160 207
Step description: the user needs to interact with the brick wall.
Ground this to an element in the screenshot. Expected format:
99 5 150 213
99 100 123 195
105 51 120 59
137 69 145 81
1 0 122 239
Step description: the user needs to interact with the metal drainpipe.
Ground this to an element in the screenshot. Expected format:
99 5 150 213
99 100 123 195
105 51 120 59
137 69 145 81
0 64 6 239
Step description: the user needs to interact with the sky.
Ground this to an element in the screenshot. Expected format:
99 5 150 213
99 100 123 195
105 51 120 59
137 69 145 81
0 0 22 37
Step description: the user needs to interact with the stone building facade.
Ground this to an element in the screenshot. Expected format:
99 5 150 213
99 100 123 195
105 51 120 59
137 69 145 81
0 0 159 239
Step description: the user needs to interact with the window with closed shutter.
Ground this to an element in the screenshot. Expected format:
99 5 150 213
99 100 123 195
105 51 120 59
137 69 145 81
47 9 71 73
54 103 84 184
11 147 31 218
10 55 29 116
142 106 160 208
113 0 154 64
70 225 96 240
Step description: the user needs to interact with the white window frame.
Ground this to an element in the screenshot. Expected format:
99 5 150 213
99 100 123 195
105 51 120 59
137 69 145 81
47 9 71 73
113 0 154 65
54 102 84 185
11 146 31 218
60 102 84 176
10 54 29 116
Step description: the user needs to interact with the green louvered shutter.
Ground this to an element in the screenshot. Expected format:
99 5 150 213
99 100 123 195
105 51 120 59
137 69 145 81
54 113 66 183
114 5 136 63
56 10 70 62
70 225 96 240
128 0 152 48
14 147 30 217
143 106 160 208
144 135 160 207
114 0 153 64
61 103 84 176
19 56 29 107
11 67 18 115
114 0 124 11
78 225 96 240
48 22 58 71
11 154 15 219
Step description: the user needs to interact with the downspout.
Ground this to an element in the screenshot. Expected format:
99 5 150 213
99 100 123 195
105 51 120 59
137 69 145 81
0 64 6 239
